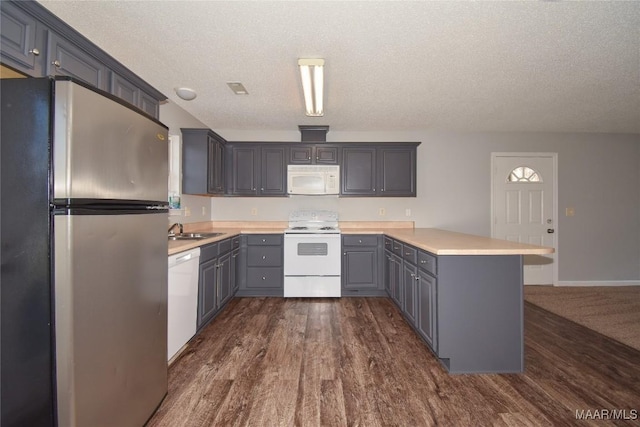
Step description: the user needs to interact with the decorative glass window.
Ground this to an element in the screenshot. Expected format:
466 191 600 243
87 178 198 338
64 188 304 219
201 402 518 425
507 166 542 183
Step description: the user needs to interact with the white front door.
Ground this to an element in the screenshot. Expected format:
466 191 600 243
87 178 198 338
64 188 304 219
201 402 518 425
492 153 557 285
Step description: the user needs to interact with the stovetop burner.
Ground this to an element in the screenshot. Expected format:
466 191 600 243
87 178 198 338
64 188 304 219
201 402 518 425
285 210 340 234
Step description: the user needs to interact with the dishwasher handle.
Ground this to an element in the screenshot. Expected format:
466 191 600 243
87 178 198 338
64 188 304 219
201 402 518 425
169 248 201 268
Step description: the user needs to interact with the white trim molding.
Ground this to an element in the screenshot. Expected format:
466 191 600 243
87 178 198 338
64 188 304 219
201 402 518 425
556 280 640 287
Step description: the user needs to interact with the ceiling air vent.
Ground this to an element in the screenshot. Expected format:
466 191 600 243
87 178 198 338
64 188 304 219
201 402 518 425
299 125 329 142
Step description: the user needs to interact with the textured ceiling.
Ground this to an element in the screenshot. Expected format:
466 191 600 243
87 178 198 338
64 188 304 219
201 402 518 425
39 1 640 134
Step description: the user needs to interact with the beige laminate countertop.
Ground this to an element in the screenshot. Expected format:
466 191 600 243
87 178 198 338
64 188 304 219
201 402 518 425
168 222 553 256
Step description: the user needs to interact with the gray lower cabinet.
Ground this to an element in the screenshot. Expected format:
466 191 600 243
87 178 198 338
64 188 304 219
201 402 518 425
341 234 384 296
237 234 284 296
384 235 524 374
416 270 436 351
402 261 417 325
0 1 164 117
197 238 236 330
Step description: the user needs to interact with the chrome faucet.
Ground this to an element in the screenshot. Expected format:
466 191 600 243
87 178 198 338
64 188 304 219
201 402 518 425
168 223 183 235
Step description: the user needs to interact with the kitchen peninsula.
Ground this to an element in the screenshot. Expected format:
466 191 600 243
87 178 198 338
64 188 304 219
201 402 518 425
168 221 553 374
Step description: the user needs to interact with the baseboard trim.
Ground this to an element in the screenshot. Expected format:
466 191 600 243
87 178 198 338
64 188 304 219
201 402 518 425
555 280 640 287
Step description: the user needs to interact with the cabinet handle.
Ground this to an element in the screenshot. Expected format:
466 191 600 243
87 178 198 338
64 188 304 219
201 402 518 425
262 255 266 260
262 276 266 280
358 239 362 243
51 60 61 68
420 260 427 264
261 188 264 191
394 246 400 250
410 273 415 278
262 238 266 242
29 48 40 56
405 252 411 256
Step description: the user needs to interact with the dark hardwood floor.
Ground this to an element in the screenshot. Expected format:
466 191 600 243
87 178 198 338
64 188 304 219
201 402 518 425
147 298 640 426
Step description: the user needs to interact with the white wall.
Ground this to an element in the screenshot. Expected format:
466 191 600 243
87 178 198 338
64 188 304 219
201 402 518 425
159 101 212 224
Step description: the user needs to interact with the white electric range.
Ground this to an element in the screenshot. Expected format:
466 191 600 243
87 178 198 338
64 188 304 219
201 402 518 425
283 210 341 297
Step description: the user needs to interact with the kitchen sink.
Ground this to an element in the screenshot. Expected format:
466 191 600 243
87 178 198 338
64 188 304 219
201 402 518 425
168 232 224 241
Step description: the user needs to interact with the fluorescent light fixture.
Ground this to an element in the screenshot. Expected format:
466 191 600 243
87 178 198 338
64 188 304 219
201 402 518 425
298 58 324 116
227 82 249 95
174 87 197 101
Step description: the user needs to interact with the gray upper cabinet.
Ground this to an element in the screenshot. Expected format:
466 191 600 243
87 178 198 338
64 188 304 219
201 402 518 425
289 144 339 165
341 147 377 195
261 146 287 195
46 31 106 90
227 143 287 196
229 145 259 195
0 1 165 117
181 128 226 195
0 2 41 75
342 144 418 197
378 146 417 196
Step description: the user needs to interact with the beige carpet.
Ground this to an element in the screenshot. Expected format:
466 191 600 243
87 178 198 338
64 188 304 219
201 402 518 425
524 285 640 351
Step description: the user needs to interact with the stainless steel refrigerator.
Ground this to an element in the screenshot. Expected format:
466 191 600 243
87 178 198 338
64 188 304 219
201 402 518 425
1 77 169 427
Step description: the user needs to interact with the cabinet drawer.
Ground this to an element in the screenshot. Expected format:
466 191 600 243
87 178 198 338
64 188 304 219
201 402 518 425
200 242 218 262
246 267 283 288
247 234 283 246
402 244 417 265
391 239 403 256
343 235 378 247
232 236 240 249
218 238 232 255
417 251 437 276
383 237 394 252
247 246 282 267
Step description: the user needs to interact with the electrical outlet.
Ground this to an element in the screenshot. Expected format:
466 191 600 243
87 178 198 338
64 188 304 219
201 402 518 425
201 206 206 216
565 207 575 217
405 209 411 217
251 207 258 216
184 206 191 217
379 208 386 216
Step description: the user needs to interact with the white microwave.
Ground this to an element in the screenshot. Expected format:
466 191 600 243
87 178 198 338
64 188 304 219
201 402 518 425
287 165 340 195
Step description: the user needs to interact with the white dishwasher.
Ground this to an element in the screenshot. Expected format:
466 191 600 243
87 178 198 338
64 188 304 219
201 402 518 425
167 247 200 361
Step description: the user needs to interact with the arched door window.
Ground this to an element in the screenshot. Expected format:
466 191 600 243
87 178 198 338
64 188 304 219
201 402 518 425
507 166 542 183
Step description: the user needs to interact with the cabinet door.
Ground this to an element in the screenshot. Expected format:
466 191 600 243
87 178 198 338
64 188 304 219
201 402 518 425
403 262 417 326
315 146 339 164
208 136 225 194
342 248 378 290
218 252 232 307
110 72 139 107
289 145 313 164
198 258 218 329
139 90 159 118
378 147 416 196
389 254 403 307
341 147 376 195
384 251 393 296
46 31 106 90
231 146 258 195
0 2 41 75
260 146 286 195
231 247 240 293
417 272 436 351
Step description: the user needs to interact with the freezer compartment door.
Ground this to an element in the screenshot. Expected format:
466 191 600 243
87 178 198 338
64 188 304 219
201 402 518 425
53 80 168 203
54 212 168 427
